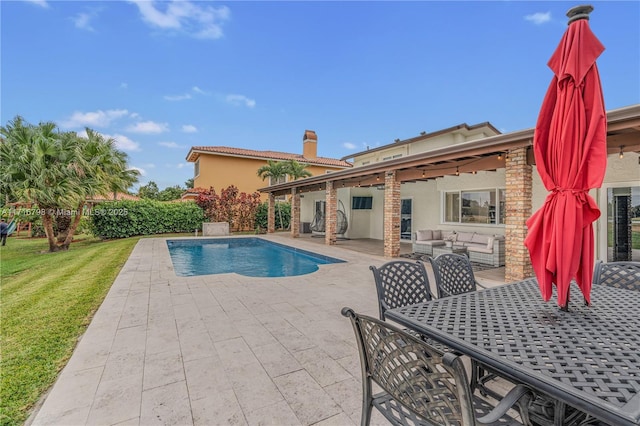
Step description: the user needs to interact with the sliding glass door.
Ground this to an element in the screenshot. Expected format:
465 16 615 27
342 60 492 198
603 185 639 261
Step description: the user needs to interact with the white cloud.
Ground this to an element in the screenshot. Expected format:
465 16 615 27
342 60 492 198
22 0 49 8
61 109 129 128
159 141 183 149
525 12 551 25
176 163 191 169
226 94 256 108
109 134 141 152
343 142 357 150
129 0 230 40
164 93 192 101
72 12 96 31
126 120 169 134
140 163 156 169
192 86 209 95
120 82 128 89
182 124 197 133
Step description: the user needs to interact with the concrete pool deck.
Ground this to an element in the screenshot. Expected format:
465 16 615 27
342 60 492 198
28 234 507 426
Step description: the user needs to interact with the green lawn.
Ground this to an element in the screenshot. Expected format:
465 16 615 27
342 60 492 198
0 235 143 426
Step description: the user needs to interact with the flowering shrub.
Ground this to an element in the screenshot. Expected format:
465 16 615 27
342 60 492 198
195 186 261 232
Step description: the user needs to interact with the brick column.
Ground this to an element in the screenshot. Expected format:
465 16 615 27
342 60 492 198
325 181 337 245
384 171 401 258
267 193 275 233
505 147 534 281
290 188 300 238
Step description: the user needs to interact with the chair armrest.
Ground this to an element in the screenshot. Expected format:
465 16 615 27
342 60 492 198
477 384 533 424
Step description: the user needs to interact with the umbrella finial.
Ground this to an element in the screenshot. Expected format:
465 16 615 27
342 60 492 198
567 4 594 24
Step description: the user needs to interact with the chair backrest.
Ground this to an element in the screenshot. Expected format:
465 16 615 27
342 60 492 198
369 260 433 321
593 260 640 291
430 253 477 298
341 307 476 425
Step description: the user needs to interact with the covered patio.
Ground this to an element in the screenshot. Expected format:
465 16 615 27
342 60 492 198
259 104 640 283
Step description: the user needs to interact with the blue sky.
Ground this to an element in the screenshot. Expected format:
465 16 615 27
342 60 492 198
2 1 639 191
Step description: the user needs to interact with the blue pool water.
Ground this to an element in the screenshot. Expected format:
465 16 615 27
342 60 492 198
167 238 345 277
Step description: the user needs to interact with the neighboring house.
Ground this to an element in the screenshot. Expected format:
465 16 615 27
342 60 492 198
259 104 640 283
184 130 352 200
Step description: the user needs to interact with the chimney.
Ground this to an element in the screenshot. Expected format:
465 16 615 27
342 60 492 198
303 130 317 159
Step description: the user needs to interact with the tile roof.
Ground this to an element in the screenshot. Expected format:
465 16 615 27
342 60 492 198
186 146 352 168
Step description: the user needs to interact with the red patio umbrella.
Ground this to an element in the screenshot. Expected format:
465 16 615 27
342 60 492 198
524 4 607 310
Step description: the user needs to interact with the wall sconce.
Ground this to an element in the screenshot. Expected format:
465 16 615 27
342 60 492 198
421 170 425 178
497 153 503 161
472 170 477 175
376 175 380 181
455 167 459 176
619 146 625 159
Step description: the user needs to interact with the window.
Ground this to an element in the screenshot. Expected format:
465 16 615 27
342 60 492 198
443 189 505 225
194 159 200 178
269 175 287 186
352 196 373 210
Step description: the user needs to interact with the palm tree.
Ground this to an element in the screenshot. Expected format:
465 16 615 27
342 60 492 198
57 129 139 249
0 117 138 251
284 159 312 181
257 160 288 229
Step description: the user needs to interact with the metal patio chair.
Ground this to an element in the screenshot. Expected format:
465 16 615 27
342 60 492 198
369 260 435 321
430 253 481 298
342 307 532 426
593 260 640 291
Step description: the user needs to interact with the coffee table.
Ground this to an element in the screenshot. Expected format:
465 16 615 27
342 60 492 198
432 245 468 257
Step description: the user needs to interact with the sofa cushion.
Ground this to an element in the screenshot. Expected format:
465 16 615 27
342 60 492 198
486 236 495 249
433 230 442 240
440 230 453 240
467 246 493 254
456 232 475 243
416 230 433 241
414 240 446 247
471 233 490 245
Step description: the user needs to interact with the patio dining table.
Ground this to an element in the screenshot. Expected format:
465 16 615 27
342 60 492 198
385 278 640 426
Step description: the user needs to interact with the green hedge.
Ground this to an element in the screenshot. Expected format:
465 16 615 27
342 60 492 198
89 200 205 239
255 201 290 230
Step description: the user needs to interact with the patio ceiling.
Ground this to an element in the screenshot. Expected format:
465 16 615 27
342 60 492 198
259 104 640 197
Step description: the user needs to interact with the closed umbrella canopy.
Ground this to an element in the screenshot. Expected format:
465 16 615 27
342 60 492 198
524 5 607 309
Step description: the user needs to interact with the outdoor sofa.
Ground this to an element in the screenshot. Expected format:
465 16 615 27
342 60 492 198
412 229 505 267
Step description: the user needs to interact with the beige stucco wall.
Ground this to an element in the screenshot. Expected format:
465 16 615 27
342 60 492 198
193 154 346 200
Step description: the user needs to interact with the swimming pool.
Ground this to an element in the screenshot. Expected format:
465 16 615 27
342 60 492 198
167 238 345 277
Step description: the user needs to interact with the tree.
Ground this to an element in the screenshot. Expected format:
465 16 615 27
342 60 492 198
184 178 194 189
57 129 139 249
157 185 185 201
138 181 159 199
256 160 288 229
0 116 138 251
285 159 312 180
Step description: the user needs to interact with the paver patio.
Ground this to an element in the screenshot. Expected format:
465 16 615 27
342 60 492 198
27 234 505 426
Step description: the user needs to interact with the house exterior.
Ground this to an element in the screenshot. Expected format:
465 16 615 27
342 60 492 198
259 104 640 283
184 130 352 200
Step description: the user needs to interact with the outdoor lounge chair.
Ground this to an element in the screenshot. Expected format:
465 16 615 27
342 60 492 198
342 307 532 426
593 260 640 291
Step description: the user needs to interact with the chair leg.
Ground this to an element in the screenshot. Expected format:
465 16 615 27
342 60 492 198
361 377 373 426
